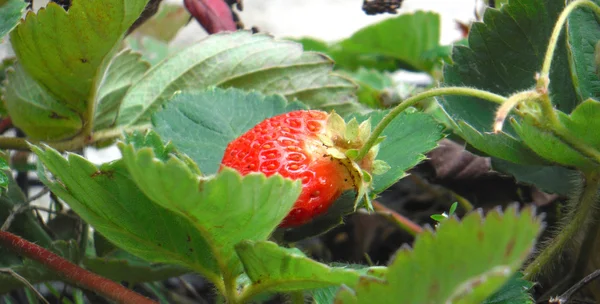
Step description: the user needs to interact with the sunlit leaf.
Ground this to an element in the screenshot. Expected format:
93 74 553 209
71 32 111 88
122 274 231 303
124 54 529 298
117 31 362 126
0 0 26 40
94 50 150 130
152 88 307 174
3 63 82 140
10 0 149 112
118 134 302 278
336 205 542 303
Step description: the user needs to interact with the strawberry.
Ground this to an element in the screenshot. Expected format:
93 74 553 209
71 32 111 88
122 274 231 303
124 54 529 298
220 110 388 227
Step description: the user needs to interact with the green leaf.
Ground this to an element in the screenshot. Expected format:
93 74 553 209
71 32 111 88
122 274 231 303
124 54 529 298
449 202 458 216
0 0 25 40
118 138 302 278
93 230 118 257
438 0 577 163
83 252 189 284
275 190 357 243
10 0 149 112
293 37 398 72
308 264 386 304
3 62 82 141
94 50 150 130
341 68 394 108
0 169 52 252
116 31 362 126
124 35 170 66
455 121 545 165
32 146 222 281
431 214 447 222
129 2 190 42
0 158 9 189
348 110 445 193
482 273 534 304
122 130 174 161
123 130 202 175
152 88 307 174
511 99 600 169
337 11 442 72
491 159 574 196
235 240 374 294
567 1 600 101
336 205 542 304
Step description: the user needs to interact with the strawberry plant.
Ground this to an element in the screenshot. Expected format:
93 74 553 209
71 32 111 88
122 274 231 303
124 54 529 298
6 0 600 303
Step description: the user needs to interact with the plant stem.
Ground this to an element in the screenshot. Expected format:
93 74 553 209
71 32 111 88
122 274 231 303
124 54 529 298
557 269 600 303
236 283 265 304
524 171 600 280
0 124 151 152
538 0 600 89
355 87 507 161
0 230 157 304
223 273 239 304
451 191 474 213
493 90 541 132
372 200 423 236
0 268 50 304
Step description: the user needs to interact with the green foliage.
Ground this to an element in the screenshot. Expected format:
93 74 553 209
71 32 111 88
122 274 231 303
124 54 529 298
128 2 190 42
336 205 542 304
152 88 307 174
0 171 52 256
440 0 574 162
83 255 189 284
34 139 302 287
3 63 82 141
431 202 458 222
512 99 600 169
274 190 357 242
337 11 441 72
124 35 170 65
340 68 395 108
567 1 600 101
0 157 9 189
0 0 582 301
296 11 443 73
10 0 149 113
491 159 573 196
482 273 534 304
235 240 373 297
94 50 150 130
118 133 302 279
0 240 78 292
348 109 445 193
116 31 363 127
438 0 583 193
34 145 222 280
0 0 25 40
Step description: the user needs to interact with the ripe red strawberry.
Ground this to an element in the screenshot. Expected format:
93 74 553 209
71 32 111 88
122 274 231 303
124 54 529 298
220 110 387 227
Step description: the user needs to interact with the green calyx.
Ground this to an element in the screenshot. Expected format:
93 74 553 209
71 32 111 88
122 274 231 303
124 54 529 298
320 111 391 212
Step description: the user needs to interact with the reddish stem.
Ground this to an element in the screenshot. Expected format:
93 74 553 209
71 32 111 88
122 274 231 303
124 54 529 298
372 200 423 236
0 230 157 304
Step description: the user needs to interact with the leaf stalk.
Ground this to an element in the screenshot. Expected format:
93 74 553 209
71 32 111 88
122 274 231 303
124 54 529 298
524 171 600 279
0 230 157 304
355 87 507 162
537 0 600 90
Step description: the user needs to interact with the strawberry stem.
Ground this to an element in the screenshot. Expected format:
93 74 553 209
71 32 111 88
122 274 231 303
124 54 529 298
354 87 507 162
537 0 600 92
0 230 157 304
